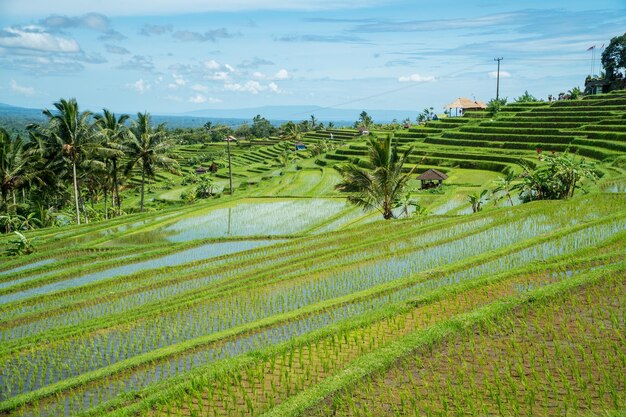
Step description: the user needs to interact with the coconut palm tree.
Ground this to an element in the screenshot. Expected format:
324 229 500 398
94 109 129 217
124 112 178 212
0 129 29 214
23 128 69 214
280 121 302 142
41 98 97 225
335 135 415 220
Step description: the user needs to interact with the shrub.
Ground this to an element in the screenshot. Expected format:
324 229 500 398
487 98 508 116
5 231 35 256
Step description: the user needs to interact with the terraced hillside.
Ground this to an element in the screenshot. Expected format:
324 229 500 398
0 191 625 417
1 91 626 417
321 91 626 177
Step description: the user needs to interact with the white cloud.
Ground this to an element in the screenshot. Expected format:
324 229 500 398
274 68 289 80
168 73 187 89
166 95 183 102
268 82 280 93
10 79 35 96
173 73 186 85
189 94 221 103
207 71 230 81
0 26 80 53
127 78 150 94
189 94 207 103
224 80 281 95
224 63 235 72
488 70 511 79
252 71 265 79
204 59 220 70
191 84 210 93
398 73 436 83
40 13 110 32
224 80 262 94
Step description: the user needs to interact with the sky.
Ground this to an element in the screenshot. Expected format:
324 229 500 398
0 0 624 119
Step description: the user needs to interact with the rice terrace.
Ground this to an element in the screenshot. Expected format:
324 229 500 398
1 2 626 417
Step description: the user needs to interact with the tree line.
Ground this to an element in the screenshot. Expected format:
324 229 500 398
1 98 177 233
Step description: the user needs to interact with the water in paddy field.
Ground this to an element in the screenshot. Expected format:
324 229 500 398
0 258 57 281
603 181 626 193
0 239 283 305
118 198 348 243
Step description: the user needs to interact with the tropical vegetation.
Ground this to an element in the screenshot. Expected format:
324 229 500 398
335 135 415 219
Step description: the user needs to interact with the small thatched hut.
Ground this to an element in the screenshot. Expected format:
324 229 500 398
445 97 486 116
417 169 448 189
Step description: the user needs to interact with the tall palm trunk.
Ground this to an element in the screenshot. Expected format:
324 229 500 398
78 189 89 224
382 199 393 219
72 161 81 225
1 192 7 215
112 159 121 216
104 186 108 220
140 167 145 212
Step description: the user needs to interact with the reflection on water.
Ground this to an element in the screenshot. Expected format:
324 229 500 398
119 199 348 243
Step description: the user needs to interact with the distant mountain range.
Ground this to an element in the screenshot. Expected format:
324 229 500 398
0 102 46 120
0 103 421 132
182 105 421 124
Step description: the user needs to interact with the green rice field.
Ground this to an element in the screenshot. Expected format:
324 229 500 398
0 91 625 417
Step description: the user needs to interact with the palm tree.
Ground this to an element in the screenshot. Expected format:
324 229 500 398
23 128 68 214
41 98 96 225
125 112 178 212
335 135 415 220
0 129 29 214
309 114 317 131
94 109 129 217
356 111 373 129
281 122 302 143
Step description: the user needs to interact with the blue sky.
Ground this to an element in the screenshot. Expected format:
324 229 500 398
0 0 624 118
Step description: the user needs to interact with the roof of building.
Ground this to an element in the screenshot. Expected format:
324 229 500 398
445 97 487 109
416 168 449 181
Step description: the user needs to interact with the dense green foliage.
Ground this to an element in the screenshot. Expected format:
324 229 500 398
601 32 626 80
514 90 540 103
335 135 415 219
516 151 597 201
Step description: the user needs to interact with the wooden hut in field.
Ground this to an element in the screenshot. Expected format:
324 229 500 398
417 169 448 189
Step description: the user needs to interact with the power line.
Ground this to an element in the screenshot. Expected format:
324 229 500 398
284 62 485 119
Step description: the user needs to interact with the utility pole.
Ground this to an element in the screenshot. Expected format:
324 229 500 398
494 57 503 100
